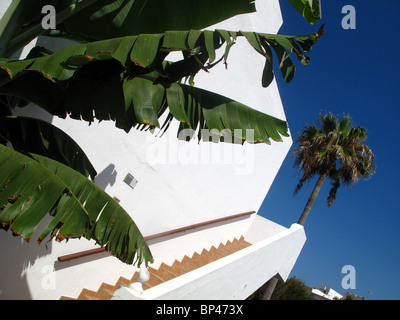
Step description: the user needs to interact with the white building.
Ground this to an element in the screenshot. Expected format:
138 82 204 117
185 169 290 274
312 285 343 300
0 0 306 300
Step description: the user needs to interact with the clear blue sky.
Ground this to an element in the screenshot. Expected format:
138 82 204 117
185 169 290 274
259 0 400 300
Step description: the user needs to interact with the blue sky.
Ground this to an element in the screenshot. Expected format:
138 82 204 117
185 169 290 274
258 0 400 300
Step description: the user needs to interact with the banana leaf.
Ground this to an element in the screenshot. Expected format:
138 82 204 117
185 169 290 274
163 81 290 144
0 144 153 266
288 0 322 25
0 27 324 144
0 115 97 179
0 0 256 57
51 0 257 41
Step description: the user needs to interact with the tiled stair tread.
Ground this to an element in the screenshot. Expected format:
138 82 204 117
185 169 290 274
60 236 251 300
95 283 115 300
77 288 97 300
160 262 187 277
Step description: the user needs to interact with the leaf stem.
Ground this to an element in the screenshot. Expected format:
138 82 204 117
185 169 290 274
0 0 23 57
4 0 98 58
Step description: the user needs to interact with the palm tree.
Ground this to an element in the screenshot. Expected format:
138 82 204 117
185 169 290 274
0 0 323 266
261 112 375 300
294 113 375 226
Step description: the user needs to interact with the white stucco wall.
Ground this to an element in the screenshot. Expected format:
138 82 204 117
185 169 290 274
0 0 291 240
0 0 295 300
2 0 290 236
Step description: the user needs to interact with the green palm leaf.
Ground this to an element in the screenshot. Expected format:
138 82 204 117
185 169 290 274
52 0 257 41
288 0 322 25
0 0 256 57
0 28 323 144
0 115 97 179
164 82 290 144
0 28 323 85
293 113 375 207
0 144 153 266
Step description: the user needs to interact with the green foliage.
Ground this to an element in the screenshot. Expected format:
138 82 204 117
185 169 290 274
248 276 312 300
0 144 153 266
271 277 312 300
0 27 323 144
0 0 257 57
289 0 322 24
293 113 375 207
0 115 97 179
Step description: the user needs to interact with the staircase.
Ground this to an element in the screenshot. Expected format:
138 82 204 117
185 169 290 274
60 236 251 300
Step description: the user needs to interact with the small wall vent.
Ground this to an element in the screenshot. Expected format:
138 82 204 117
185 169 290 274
123 173 138 189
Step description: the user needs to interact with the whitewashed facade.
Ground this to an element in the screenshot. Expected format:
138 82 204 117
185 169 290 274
0 0 306 300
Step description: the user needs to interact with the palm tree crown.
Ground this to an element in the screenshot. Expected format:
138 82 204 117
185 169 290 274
294 113 375 225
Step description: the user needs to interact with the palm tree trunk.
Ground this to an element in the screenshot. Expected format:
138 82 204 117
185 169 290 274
260 174 328 300
297 173 328 226
260 274 279 300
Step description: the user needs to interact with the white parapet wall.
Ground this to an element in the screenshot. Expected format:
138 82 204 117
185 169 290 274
113 222 306 300
0 211 254 300
0 213 305 300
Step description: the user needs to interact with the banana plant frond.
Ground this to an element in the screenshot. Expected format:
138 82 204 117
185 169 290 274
288 0 322 25
0 144 153 266
0 0 257 57
0 27 324 86
0 115 97 179
0 27 323 144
